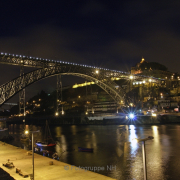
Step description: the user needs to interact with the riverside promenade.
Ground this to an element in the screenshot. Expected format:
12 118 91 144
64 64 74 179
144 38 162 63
0 141 115 180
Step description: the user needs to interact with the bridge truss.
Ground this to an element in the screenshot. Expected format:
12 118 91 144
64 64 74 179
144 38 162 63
0 53 162 107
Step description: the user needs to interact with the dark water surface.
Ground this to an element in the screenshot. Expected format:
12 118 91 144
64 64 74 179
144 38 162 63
4 124 180 180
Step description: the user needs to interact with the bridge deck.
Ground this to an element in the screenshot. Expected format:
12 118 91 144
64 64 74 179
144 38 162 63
0 141 115 180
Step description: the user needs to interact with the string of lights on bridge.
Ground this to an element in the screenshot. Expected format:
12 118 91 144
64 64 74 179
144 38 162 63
0 52 163 81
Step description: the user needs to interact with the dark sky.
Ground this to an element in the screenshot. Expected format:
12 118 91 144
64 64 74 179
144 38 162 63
0 0 180 103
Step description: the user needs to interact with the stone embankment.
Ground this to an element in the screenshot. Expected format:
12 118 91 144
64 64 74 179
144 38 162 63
0 141 115 180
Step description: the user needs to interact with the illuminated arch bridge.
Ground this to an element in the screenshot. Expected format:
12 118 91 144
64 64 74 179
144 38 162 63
0 53 162 106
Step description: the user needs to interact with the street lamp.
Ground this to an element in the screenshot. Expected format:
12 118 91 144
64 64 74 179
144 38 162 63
25 130 40 180
129 75 133 80
134 136 154 180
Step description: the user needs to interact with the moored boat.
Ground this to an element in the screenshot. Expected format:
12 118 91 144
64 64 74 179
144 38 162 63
36 141 56 147
0 128 8 131
35 120 56 147
78 147 93 152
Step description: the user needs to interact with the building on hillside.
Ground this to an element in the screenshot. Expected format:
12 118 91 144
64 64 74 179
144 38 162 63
156 99 178 112
131 57 146 74
87 101 118 114
131 57 175 80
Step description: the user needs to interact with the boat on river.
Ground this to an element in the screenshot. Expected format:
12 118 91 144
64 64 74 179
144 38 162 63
78 147 93 152
36 120 56 147
0 128 8 131
36 142 56 147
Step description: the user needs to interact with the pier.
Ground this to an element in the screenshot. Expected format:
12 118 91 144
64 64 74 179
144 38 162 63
0 141 115 180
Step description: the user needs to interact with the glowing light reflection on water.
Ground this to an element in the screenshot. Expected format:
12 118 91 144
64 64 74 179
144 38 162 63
5 124 180 180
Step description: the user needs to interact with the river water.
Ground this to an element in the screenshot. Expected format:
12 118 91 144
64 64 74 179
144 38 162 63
4 123 180 180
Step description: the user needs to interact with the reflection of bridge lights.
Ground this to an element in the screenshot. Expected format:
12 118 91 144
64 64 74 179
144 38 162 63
152 126 158 134
61 106 64 115
129 125 138 150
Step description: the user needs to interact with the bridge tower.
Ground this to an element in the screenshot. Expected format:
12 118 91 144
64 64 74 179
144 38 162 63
56 74 64 116
19 60 25 119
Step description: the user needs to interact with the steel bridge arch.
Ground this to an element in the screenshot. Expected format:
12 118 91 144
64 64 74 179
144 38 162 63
0 65 125 106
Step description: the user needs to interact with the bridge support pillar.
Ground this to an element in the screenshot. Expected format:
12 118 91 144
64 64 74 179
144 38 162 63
19 62 25 118
56 74 63 115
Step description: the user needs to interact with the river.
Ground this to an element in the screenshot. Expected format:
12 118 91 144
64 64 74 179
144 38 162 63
3 123 180 180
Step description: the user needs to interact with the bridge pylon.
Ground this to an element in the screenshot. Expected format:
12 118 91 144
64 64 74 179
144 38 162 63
19 60 25 119
56 74 63 116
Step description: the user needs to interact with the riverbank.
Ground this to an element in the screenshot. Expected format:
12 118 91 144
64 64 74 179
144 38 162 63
0 141 115 180
1 114 180 126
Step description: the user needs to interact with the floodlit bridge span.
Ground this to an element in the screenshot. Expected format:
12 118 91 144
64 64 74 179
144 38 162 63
0 66 126 105
0 53 162 107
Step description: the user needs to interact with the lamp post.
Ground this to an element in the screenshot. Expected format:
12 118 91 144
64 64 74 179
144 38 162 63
135 136 154 180
25 130 40 180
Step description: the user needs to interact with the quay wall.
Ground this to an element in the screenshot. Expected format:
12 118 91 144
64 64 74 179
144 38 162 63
0 141 115 180
1 114 180 125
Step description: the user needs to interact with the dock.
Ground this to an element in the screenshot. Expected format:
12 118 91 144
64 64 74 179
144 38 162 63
0 141 116 180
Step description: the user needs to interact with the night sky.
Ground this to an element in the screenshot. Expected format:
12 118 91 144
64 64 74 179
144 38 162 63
0 0 180 103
